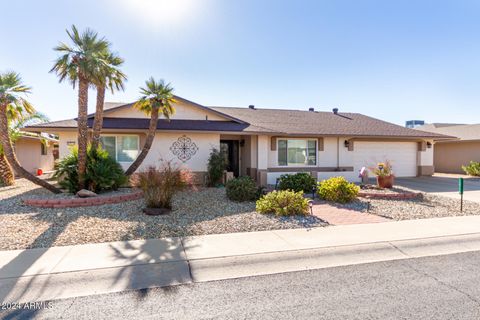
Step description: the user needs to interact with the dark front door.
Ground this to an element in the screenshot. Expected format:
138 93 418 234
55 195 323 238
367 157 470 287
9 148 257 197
220 140 239 177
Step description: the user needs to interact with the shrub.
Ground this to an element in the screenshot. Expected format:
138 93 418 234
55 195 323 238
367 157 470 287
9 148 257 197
207 147 227 187
54 146 127 193
462 161 480 176
317 176 359 203
256 190 310 216
132 161 193 209
226 176 258 202
277 172 316 193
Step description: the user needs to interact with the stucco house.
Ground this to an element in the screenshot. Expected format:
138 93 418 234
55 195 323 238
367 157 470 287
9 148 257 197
14 134 57 175
417 123 478 174
24 97 448 185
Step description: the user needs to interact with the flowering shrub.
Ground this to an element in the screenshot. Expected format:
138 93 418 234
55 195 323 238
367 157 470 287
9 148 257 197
317 176 359 203
256 190 310 216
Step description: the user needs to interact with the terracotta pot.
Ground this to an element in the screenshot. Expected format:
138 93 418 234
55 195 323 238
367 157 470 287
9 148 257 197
377 175 394 189
143 207 171 216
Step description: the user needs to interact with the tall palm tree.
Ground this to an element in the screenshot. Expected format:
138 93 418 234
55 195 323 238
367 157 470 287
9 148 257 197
0 71 61 193
50 25 110 189
125 78 176 176
0 110 49 185
91 51 127 150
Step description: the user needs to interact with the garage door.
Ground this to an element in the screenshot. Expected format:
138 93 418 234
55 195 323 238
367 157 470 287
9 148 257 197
354 142 417 177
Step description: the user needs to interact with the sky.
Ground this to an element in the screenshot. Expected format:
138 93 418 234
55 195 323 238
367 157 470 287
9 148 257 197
1 0 479 125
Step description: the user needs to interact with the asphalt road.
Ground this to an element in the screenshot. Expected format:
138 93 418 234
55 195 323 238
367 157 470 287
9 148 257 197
3 251 480 320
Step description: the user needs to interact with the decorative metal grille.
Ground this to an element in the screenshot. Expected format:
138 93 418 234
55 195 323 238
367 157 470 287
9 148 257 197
170 135 199 162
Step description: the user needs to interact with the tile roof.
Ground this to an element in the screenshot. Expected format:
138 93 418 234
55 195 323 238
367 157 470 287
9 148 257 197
417 123 480 141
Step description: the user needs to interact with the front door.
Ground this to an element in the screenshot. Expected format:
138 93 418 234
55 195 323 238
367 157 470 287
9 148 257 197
220 140 239 177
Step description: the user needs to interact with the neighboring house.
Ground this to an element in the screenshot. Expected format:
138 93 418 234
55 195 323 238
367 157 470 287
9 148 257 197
417 123 479 174
14 134 58 175
24 97 449 185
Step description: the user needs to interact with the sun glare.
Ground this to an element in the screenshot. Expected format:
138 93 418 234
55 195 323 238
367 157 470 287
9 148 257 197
116 0 200 28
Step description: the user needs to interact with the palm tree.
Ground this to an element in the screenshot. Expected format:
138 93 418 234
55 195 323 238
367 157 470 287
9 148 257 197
0 71 61 193
50 25 110 189
0 110 49 185
91 51 127 150
125 78 176 176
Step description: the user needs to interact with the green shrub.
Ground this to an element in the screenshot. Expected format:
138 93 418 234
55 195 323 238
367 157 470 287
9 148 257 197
132 161 193 209
54 146 127 193
226 176 258 202
278 172 316 193
256 190 310 216
207 147 227 187
317 176 359 203
462 161 480 176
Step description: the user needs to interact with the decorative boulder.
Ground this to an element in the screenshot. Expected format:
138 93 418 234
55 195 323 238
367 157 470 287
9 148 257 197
76 189 98 198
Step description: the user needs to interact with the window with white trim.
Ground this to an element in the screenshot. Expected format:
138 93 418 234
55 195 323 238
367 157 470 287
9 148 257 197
100 135 139 162
278 139 317 166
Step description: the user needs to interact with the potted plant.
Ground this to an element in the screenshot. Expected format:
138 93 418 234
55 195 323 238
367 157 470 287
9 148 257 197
370 161 394 188
132 161 193 215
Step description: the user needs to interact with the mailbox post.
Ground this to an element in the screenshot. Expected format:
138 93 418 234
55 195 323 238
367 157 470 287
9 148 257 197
459 177 464 212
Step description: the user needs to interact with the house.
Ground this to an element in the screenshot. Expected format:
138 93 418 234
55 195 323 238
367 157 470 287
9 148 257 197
417 123 479 174
14 134 58 175
24 97 449 185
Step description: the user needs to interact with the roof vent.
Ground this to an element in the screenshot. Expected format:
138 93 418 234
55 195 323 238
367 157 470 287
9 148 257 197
248 105 255 109
332 108 339 114
309 107 314 112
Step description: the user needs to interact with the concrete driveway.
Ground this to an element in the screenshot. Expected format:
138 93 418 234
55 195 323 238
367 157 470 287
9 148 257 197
396 174 480 203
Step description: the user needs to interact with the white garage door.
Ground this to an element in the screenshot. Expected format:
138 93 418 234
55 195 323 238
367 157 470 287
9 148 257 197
354 142 417 177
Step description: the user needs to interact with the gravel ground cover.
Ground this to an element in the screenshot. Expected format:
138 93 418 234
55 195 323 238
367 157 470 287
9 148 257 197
359 184 418 195
337 193 480 220
0 179 326 251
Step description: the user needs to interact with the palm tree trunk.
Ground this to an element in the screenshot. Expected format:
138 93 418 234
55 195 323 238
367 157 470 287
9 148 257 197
0 104 61 193
91 85 105 150
0 152 14 186
77 77 89 189
125 107 159 176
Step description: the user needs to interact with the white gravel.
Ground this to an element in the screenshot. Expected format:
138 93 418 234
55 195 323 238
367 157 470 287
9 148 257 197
0 179 326 251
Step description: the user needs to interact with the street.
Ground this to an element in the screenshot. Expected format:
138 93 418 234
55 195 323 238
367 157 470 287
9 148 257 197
3 250 480 320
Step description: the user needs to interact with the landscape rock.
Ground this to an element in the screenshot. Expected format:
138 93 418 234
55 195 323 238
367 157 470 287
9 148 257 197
76 189 98 198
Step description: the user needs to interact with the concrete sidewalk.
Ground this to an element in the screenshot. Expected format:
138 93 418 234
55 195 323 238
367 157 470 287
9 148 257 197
2 215 480 303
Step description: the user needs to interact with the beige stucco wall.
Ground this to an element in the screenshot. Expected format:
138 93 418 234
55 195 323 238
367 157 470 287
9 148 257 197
107 100 228 121
434 141 480 174
57 131 78 159
14 138 55 174
140 132 220 172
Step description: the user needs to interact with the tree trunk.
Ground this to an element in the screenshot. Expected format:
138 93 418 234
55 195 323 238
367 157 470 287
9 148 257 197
91 85 105 150
0 104 61 193
77 77 89 189
125 107 159 176
0 152 14 186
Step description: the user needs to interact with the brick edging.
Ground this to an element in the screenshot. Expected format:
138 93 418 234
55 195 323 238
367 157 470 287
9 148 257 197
358 191 422 200
24 190 143 208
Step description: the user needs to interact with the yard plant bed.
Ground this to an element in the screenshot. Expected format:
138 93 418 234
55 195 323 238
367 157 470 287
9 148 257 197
358 185 422 200
0 179 327 251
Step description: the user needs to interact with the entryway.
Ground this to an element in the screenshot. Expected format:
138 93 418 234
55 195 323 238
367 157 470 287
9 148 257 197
220 140 240 177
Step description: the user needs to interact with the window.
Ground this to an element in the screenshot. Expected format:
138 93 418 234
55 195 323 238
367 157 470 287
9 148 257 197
277 139 317 166
100 135 139 162
40 143 47 155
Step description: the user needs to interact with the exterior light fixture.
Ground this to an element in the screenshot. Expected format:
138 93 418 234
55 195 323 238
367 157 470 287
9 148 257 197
344 140 350 148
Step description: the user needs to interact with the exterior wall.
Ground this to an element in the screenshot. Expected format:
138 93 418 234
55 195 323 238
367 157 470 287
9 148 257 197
14 138 55 174
140 132 220 173
58 131 78 159
434 141 480 174
107 100 228 121
417 140 434 175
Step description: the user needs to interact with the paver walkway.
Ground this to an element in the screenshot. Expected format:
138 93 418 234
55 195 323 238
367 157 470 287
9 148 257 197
311 201 389 225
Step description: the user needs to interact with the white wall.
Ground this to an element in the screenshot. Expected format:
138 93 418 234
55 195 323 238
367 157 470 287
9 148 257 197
57 131 78 159
257 135 268 170
419 140 434 166
107 100 227 121
140 132 220 172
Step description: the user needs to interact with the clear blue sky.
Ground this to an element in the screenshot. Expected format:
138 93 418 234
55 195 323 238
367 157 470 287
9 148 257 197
1 0 479 125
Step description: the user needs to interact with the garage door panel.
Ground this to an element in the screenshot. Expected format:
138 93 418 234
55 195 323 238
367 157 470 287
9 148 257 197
354 142 417 177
